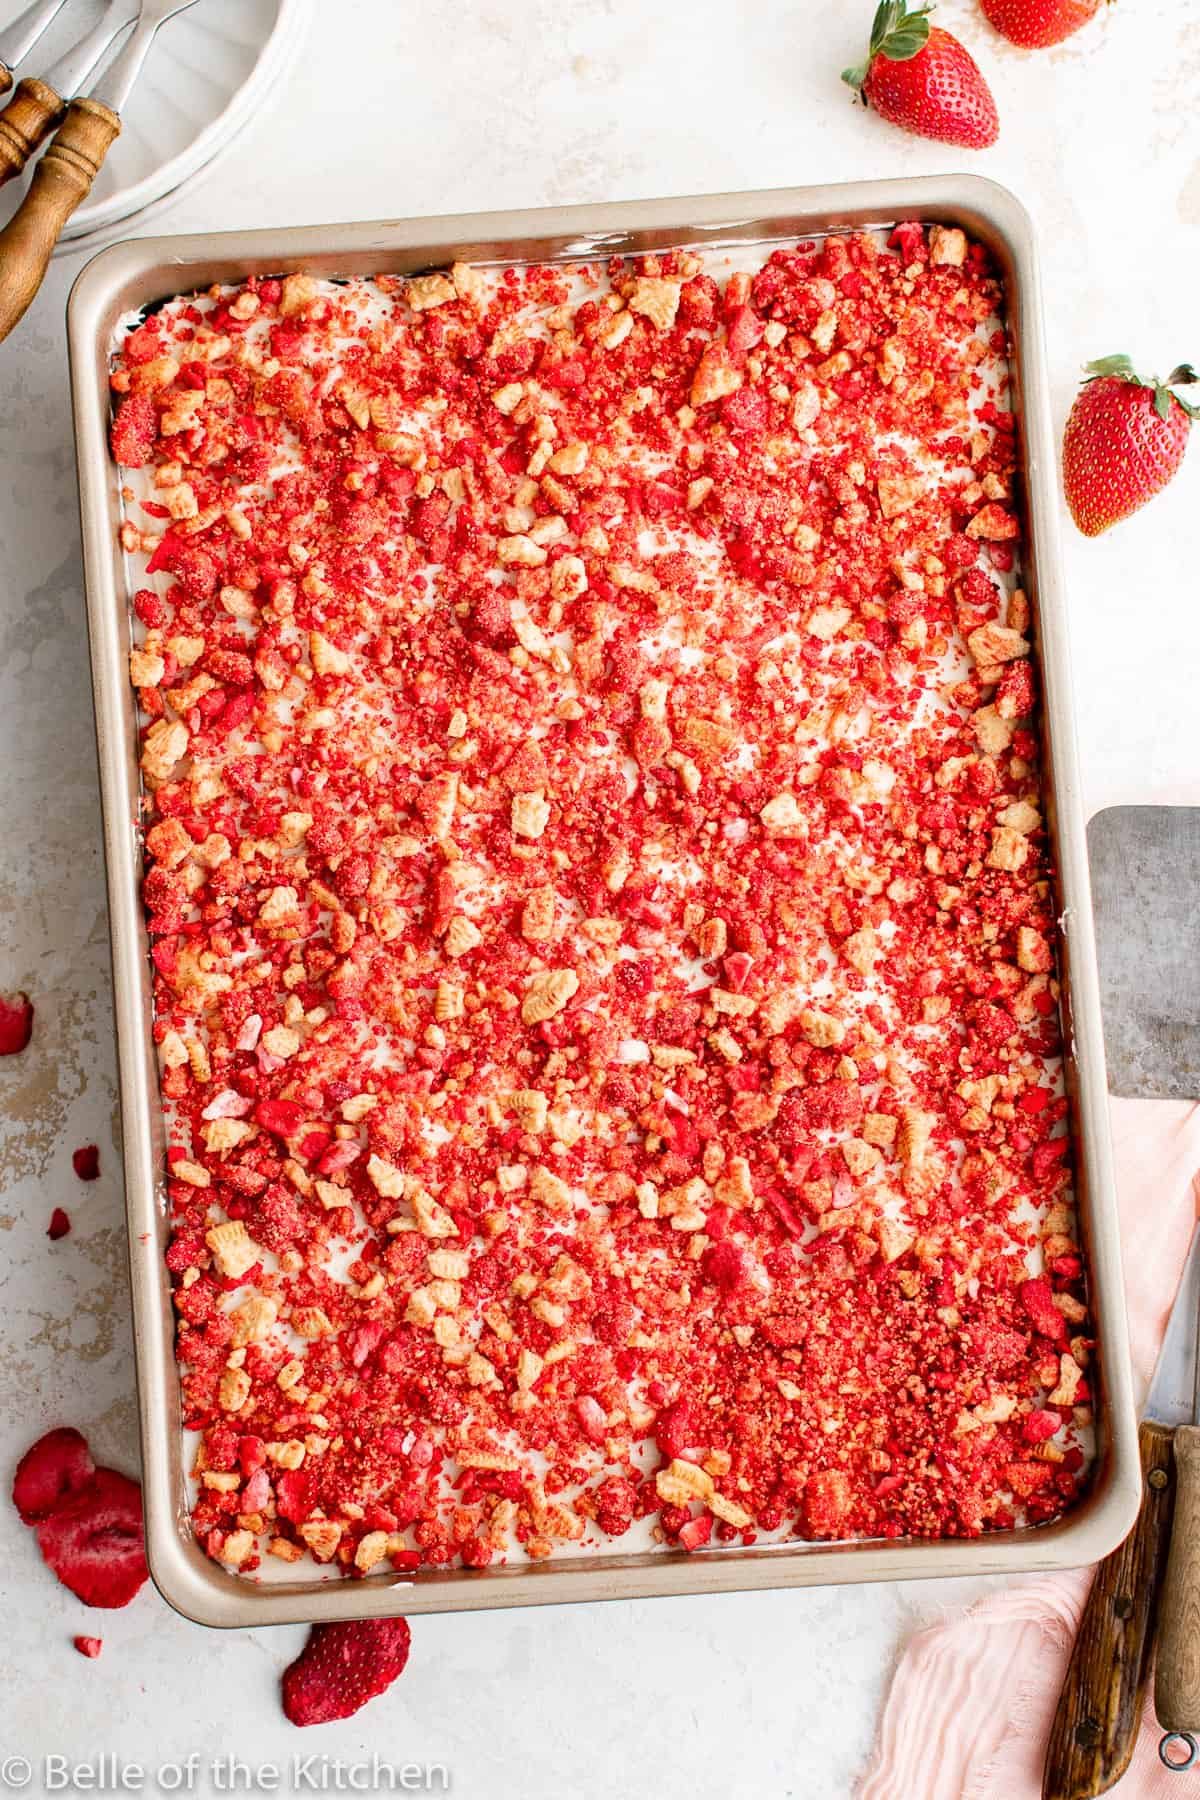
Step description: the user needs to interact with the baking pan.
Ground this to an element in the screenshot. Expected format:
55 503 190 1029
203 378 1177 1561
68 176 1140 1627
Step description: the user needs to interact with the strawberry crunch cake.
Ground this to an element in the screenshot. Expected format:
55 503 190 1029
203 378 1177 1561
108 218 1091 1582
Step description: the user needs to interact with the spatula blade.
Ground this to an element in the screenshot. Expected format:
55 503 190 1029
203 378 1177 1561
1088 806 1200 1100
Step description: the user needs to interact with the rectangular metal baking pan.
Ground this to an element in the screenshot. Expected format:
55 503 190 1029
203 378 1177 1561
68 176 1140 1628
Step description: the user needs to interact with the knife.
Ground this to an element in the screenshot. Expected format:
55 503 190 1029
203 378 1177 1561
0 0 140 187
0 0 71 93
1044 1218 1200 1797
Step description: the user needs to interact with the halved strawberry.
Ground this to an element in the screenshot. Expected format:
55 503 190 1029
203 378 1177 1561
12 1427 95 1524
281 1619 412 1727
35 1468 148 1609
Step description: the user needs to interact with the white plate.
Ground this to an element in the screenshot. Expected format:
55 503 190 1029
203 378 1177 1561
0 0 310 250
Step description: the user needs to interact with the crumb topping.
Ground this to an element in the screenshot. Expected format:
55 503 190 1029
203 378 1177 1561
109 222 1089 1578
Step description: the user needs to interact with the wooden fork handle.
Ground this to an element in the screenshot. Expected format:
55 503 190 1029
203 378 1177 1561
1043 1420 1177 1800
0 96 119 344
0 76 65 186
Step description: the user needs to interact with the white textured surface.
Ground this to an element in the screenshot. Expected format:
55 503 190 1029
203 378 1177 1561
1 0 1198 1794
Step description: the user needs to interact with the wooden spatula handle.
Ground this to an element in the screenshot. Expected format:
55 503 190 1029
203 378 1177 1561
0 76 64 186
1155 1423 1200 1731
0 96 119 344
1043 1420 1177 1800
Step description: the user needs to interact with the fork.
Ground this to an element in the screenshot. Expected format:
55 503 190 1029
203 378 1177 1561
0 0 200 342
0 0 140 186
0 0 71 92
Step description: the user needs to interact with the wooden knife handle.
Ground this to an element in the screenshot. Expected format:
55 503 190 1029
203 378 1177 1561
0 60 14 95
0 76 65 187
1155 1423 1200 1731
1043 1420 1177 1800
0 96 119 344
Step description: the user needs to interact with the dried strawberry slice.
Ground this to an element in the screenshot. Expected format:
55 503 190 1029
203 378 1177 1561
35 1468 148 1608
73 1636 103 1658
254 1098 309 1138
73 1145 101 1181
0 990 33 1055
47 1208 71 1240
281 1619 412 1727
12 1427 95 1524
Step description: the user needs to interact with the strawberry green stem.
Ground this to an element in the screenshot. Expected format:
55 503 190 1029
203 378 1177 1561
1082 355 1200 422
842 0 933 95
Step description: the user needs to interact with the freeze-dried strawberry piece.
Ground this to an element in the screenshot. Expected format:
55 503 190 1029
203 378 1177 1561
594 1476 639 1538
654 1397 703 1460
12 1427 95 1523
0 990 33 1054
721 387 768 436
254 1098 308 1138
47 1207 71 1240
1018 1277 1068 1344
1032 1136 1070 1183
35 1468 148 1609
73 1145 101 1181
110 392 157 466
275 1468 317 1523
679 1515 713 1551
281 1619 412 1728
802 1469 852 1539
1022 1408 1061 1445
73 1636 103 1658
702 1239 750 1295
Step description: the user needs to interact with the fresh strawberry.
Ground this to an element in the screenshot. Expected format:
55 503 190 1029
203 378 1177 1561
12 1427 95 1524
47 1207 71 1240
1062 355 1199 536
0 990 33 1054
73 1636 103 1658
35 1468 149 1609
843 2 1000 148
281 1619 412 1727
109 391 157 467
979 0 1104 48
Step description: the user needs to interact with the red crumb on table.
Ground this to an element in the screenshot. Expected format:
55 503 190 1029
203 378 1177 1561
0 991 33 1055
110 229 1090 1578
73 1636 103 1659
282 1619 411 1727
73 1145 101 1181
47 1208 71 1241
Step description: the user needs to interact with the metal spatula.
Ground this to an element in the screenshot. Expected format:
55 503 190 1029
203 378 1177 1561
1043 805 1200 1797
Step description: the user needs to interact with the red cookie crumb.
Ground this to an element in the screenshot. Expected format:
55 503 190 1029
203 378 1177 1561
0 991 33 1055
281 1619 412 1727
72 1145 101 1181
47 1208 71 1241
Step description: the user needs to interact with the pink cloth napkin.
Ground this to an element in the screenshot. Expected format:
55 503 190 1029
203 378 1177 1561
859 1097 1200 1800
